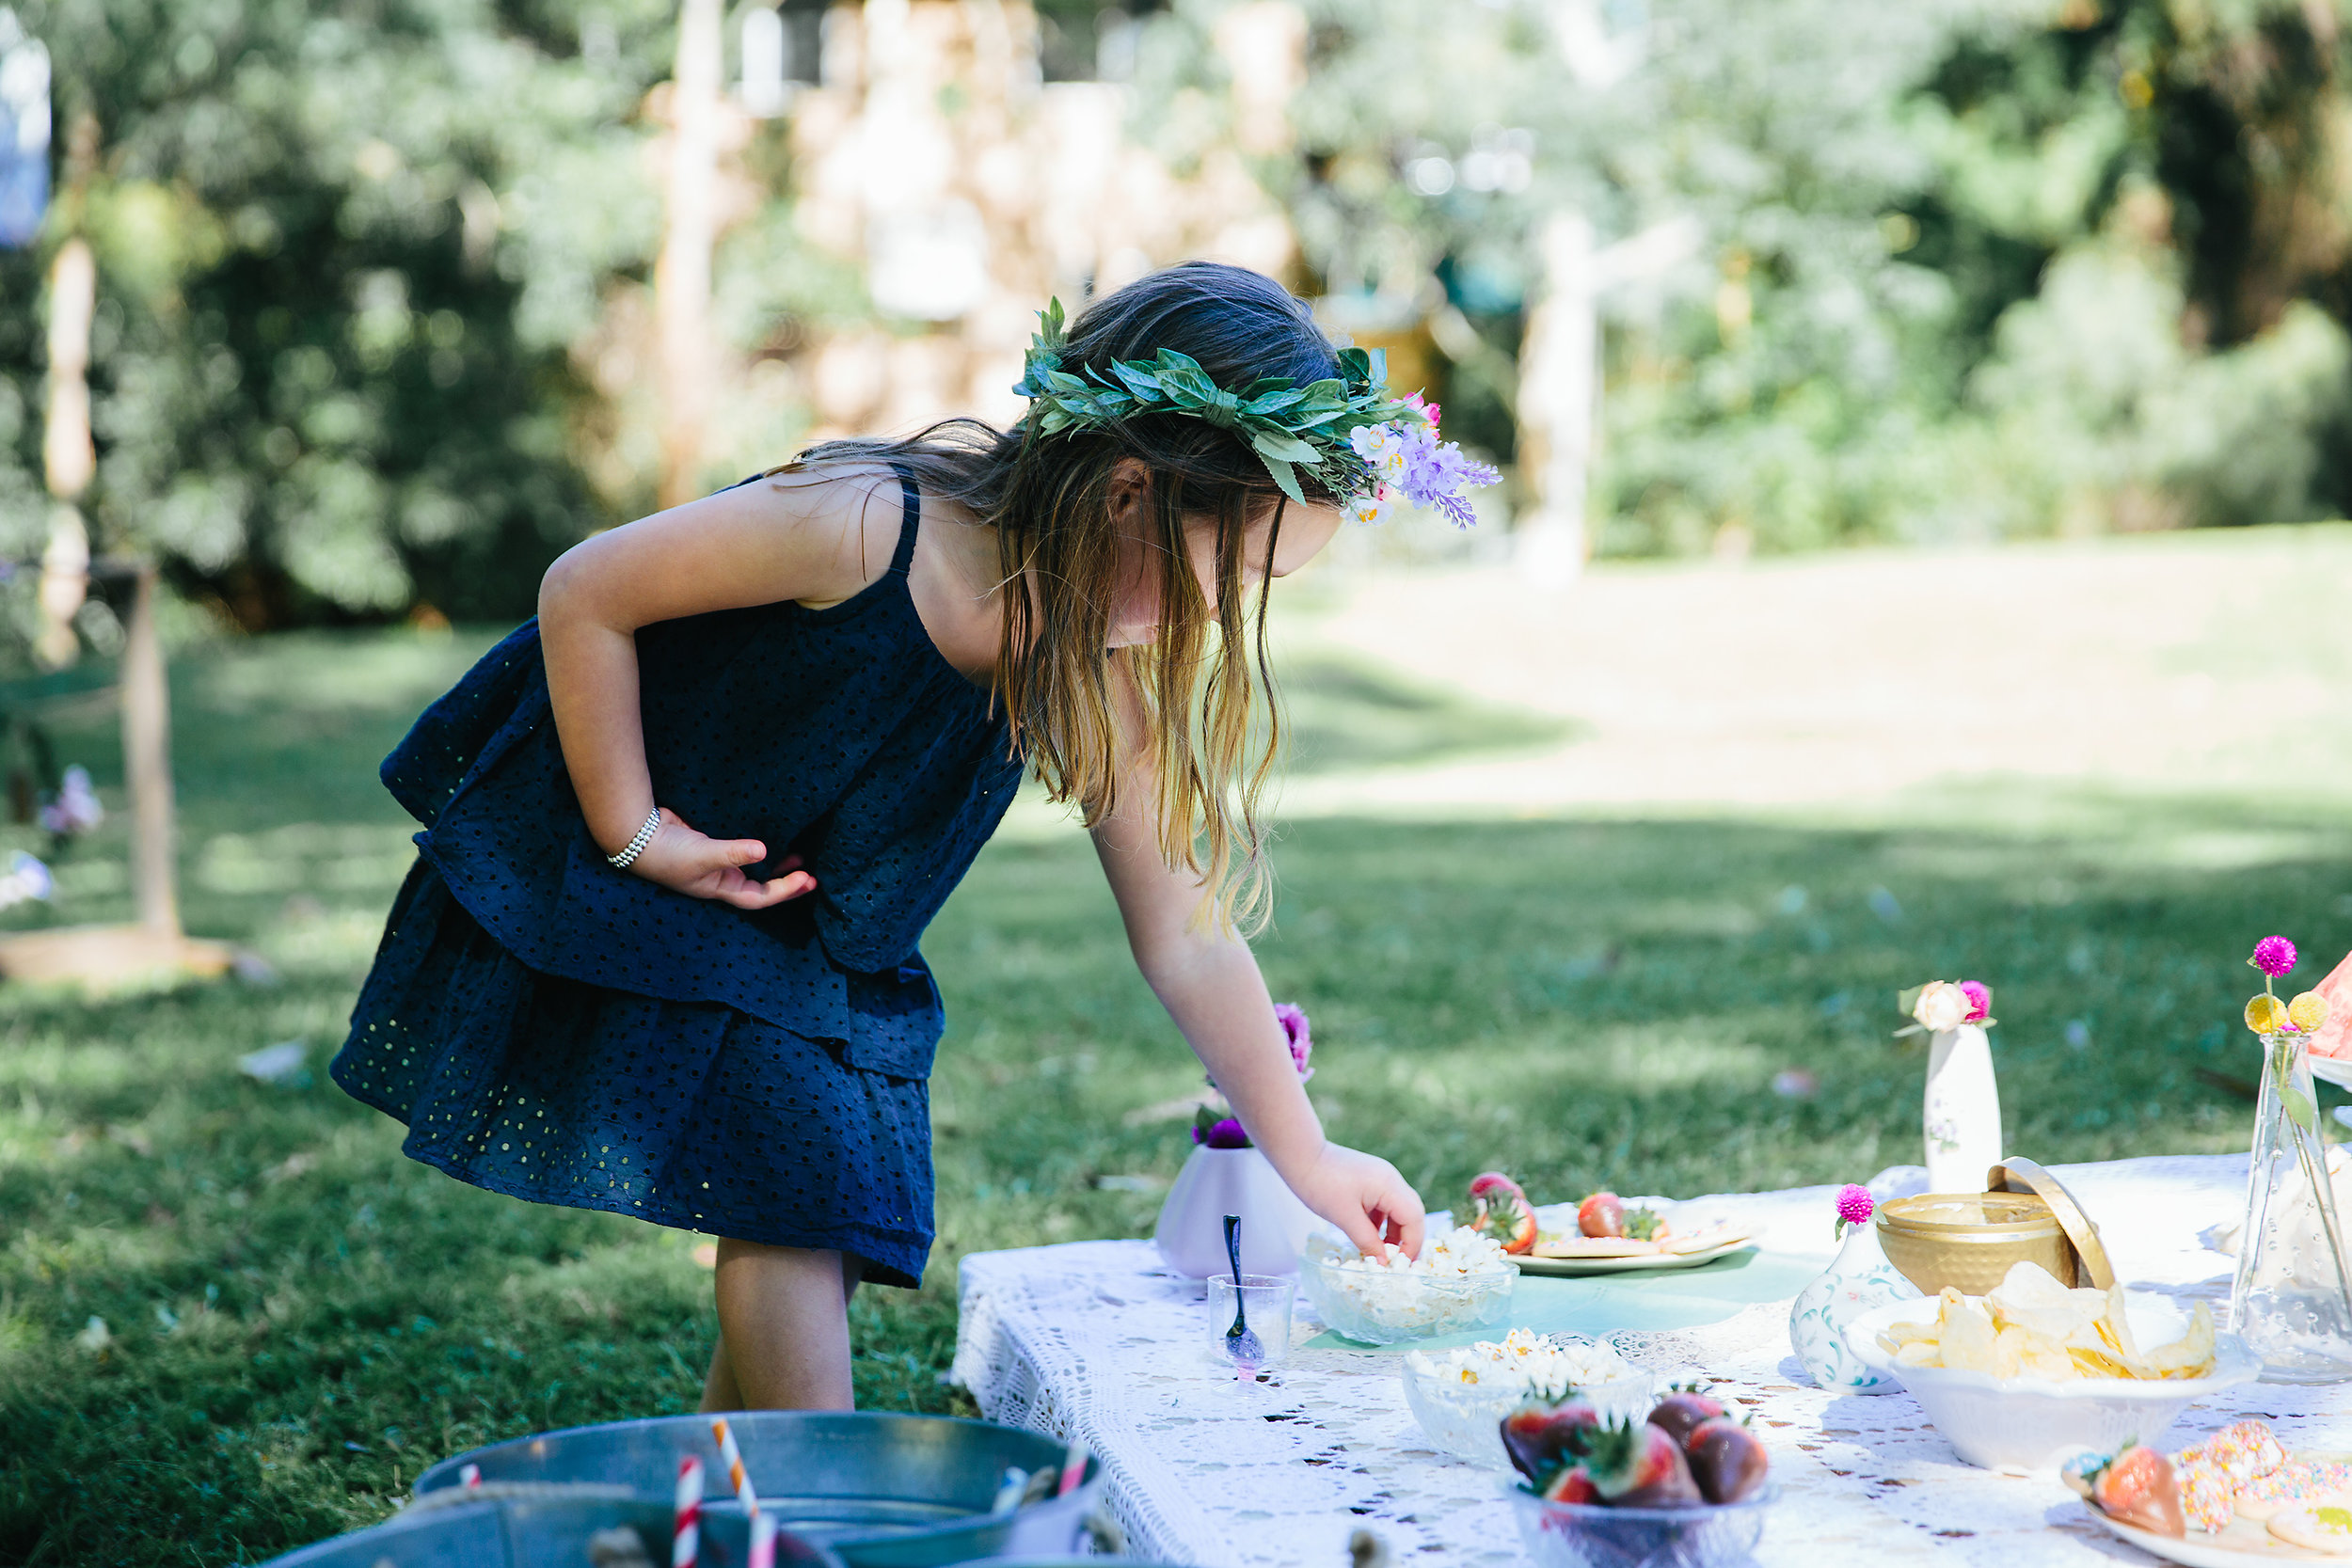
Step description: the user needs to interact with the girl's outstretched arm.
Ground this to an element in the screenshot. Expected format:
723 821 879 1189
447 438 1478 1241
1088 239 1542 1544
536 467 899 908
1089 744 1427 1259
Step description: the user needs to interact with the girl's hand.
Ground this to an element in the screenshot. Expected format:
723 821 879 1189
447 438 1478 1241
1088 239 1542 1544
621 808 818 911
1284 1143 1427 1260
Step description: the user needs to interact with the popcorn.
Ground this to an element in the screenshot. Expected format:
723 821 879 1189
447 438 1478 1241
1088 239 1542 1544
1405 1328 1636 1394
1307 1225 1516 1338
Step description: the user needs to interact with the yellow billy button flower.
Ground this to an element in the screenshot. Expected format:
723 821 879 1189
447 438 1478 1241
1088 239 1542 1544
2248 993 2290 1036
2291 991 2332 1033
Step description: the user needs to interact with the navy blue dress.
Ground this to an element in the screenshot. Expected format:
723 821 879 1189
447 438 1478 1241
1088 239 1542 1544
331 472 1024 1288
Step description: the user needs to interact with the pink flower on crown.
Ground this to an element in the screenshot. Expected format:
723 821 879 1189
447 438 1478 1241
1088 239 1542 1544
1275 1002 1313 1082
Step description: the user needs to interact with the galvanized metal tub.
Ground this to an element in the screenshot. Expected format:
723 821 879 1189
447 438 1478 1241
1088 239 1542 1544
256 1494 839 1568
413 1413 1102 1568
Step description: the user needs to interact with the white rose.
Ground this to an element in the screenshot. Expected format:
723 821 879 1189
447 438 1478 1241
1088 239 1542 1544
1914 980 1970 1033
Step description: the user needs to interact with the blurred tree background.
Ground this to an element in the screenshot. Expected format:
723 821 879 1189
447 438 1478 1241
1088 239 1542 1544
8 0 2352 625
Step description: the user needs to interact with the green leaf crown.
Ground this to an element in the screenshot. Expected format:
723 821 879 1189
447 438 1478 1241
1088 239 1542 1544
1010 297 1428 506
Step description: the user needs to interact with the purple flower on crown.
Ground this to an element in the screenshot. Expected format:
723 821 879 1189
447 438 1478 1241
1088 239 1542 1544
1343 398 1501 531
1275 1002 1313 1083
2253 935 2298 978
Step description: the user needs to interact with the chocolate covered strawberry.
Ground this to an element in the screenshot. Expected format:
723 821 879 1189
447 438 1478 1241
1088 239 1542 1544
2090 1446 2186 1538
1579 1418 1704 1508
1578 1192 1626 1238
1468 1172 1538 1255
1539 1465 1601 1504
1645 1388 1727 1447
1684 1417 1771 1504
1501 1395 1601 1484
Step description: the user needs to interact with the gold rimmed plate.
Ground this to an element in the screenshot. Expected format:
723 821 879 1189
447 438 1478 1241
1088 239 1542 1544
1516 1230 1759 1277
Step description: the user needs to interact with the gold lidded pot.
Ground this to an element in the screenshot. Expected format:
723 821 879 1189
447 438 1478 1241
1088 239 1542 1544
1874 1157 2117 1297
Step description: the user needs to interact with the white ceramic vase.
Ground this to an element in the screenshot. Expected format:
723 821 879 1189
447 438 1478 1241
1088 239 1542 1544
1152 1144 1322 1277
1924 1023 2002 1194
1788 1221 1917 1394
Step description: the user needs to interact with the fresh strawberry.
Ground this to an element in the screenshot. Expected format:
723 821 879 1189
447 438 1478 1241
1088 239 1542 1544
1468 1172 1538 1255
1578 1192 1626 1239
1578 1418 1704 1508
1684 1417 1770 1504
1539 1465 1601 1504
1501 1395 1601 1484
1645 1388 1727 1447
2091 1446 2186 1538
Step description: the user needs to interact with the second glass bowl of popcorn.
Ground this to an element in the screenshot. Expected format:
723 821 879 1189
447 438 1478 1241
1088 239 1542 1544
1296 1227 1519 1346
1403 1331 1658 1466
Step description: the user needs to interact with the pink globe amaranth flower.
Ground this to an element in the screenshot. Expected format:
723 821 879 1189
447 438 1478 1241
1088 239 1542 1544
2255 935 2299 978
1836 1184 1874 1227
1275 1002 1313 1082
1958 981 1991 1022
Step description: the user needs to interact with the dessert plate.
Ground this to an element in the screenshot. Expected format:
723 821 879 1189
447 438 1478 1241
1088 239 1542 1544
1516 1232 1758 1277
2085 1505 2341 1565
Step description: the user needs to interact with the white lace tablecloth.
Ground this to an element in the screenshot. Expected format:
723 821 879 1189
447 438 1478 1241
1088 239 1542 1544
954 1154 2352 1566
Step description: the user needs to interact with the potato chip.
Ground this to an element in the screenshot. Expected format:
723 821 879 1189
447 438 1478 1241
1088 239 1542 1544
1940 1292 2000 1373
1878 1268 2218 1382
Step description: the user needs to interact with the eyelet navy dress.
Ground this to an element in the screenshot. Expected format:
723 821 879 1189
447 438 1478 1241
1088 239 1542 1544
331 471 1024 1288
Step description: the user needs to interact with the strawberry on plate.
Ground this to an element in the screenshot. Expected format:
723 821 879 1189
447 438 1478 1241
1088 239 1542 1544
1468 1171 1538 1255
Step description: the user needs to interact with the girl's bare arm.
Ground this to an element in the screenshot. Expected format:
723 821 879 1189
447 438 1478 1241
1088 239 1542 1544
1089 705 1427 1258
536 467 898 908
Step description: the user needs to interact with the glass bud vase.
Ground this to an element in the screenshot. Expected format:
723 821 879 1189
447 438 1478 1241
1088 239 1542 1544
2232 1033 2352 1383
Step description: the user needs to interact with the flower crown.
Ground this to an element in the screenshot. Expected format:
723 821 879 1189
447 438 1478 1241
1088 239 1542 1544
1011 298 1501 529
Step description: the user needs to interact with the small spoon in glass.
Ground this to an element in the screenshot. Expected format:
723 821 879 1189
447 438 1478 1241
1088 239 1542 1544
1222 1212 1264 1372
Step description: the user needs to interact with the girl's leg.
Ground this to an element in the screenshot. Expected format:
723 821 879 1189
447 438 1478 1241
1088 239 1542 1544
700 1239 862 1411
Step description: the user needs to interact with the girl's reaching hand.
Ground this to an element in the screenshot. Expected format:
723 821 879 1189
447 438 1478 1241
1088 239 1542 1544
1285 1143 1427 1260
623 808 818 911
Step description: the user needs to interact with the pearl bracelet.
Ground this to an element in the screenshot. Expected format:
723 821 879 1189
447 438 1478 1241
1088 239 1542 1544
607 807 662 870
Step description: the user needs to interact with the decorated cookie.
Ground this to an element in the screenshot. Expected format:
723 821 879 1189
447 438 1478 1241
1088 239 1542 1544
2234 1462 2352 1522
2172 1421 2289 1532
2268 1502 2352 1554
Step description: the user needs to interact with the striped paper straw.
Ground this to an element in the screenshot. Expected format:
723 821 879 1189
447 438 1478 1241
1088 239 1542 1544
1056 1441 1089 1497
748 1510 778 1568
458 1464 482 1489
672 1456 703 1568
709 1417 761 1518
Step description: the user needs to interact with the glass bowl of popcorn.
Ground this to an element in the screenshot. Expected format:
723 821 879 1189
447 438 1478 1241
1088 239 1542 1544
1296 1227 1518 1346
1403 1331 1658 1467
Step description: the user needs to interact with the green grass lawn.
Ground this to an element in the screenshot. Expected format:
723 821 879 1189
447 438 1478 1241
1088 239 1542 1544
0 613 2346 1565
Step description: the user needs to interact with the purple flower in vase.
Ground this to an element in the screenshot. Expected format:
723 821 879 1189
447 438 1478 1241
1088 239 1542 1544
2253 935 2298 978
1275 1002 1313 1082
1193 1117 1251 1149
1835 1183 1874 1237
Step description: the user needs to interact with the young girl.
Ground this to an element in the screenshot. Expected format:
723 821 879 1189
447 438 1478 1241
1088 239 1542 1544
332 261 1495 1411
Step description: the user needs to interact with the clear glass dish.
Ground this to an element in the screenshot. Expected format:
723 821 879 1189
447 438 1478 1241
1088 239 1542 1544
1401 1341 1657 1466
1295 1239 1517 1346
1504 1481 1778 1568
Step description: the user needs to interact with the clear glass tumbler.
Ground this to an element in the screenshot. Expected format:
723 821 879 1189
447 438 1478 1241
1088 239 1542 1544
1206 1272 1295 1372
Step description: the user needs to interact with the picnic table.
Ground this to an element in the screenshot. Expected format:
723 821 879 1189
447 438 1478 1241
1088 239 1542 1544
953 1154 2352 1566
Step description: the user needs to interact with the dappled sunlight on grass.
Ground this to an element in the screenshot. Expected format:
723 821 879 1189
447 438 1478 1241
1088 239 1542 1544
0 610 2344 1563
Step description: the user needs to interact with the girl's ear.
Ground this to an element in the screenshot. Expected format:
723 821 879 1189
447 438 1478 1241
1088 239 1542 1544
1105 457 1152 531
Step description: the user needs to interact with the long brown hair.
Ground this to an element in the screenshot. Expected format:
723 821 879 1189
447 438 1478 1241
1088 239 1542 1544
789 262 1349 930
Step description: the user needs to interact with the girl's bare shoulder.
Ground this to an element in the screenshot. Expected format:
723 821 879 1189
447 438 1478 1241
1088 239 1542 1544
541 461 908 627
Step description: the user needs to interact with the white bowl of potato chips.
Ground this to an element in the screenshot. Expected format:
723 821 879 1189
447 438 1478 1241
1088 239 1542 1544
1845 1261 2260 1472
